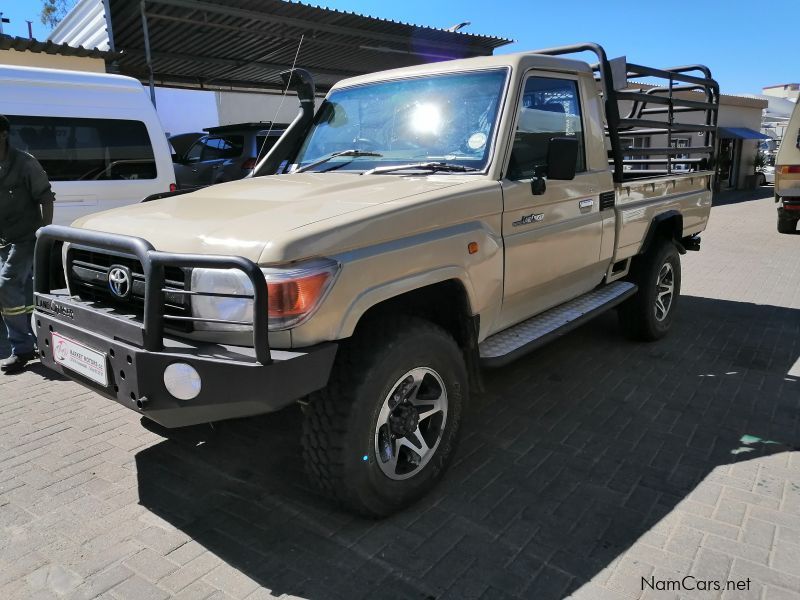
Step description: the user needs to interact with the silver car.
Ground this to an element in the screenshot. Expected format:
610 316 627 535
173 122 286 190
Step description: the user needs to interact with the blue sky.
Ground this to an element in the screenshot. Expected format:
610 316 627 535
2 0 796 94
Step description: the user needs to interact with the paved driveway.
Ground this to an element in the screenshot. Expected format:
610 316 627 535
1 189 798 600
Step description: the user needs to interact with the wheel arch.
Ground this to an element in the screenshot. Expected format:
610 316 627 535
639 210 684 256
337 270 478 341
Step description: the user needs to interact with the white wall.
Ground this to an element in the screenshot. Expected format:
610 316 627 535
153 87 219 136
150 88 309 136
216 91 304 127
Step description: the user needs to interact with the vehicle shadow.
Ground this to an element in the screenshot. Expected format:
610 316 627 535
134 295 799 599
713 186 773 206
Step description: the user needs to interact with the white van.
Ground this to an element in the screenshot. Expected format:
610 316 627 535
776 100 800 233
0 65 175 225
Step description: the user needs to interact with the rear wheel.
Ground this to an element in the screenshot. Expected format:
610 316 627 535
757 173 767 186
301 316 466 517
619 240 681 341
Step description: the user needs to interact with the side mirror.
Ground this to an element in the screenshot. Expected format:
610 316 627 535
547 137 578 180
171 152 180 163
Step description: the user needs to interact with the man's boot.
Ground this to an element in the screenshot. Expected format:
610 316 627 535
0 351 37 374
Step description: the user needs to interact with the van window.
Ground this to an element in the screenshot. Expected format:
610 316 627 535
6 116 157 181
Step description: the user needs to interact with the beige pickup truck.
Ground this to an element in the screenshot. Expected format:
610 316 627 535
34 43 719 516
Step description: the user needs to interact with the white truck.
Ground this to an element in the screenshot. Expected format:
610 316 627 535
776 99 800 233
34 43 719 516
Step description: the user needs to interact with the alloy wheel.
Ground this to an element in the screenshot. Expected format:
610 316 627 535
654 262 675 322
374 367 448 480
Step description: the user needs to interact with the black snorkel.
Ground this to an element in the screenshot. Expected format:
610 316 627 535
252 68 316 177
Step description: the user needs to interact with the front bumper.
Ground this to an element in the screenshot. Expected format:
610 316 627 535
33 225 337 428
34 295 336 428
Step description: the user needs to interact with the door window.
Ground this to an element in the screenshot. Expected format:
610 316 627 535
6 115 157 180
508 77 585 180
184 139 204 162
203 136 244 160
621 136 651 171
670 138 690 172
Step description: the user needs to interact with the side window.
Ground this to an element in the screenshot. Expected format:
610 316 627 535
508 76 585 180
202 136 243 160
184 139 205 162
7 116 157 181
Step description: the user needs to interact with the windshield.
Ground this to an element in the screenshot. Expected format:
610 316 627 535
292 69 508 173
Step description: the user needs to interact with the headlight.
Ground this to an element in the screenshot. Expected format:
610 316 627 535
190 268 254 332
190 258 339 332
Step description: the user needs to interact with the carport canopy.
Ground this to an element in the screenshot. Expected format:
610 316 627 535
719 127 771 140
57 0 513 93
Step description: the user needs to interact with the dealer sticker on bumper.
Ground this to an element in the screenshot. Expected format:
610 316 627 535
52 333 108 386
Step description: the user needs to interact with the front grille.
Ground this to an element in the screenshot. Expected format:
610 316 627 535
67 247 191 331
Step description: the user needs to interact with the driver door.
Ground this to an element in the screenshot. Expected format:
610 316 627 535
497 73 606 330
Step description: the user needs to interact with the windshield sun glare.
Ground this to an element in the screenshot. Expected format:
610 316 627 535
292 69 508 173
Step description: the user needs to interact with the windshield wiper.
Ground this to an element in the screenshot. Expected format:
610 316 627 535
363 162 479 175
296 149 383 173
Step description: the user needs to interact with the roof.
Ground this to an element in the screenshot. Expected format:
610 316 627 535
204 122 289 133
332 51 592 90
0 62 142 89
763 83 799 89
627 82 767 109
51 0 512 93
0 34 113 59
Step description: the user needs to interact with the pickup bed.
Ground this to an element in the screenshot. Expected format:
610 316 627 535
34 43 719 516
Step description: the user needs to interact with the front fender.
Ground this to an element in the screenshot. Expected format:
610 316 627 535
288 220 503 347
336 266 478 339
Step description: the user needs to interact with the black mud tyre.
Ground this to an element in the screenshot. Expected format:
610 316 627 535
777 214 798 234
618 240 681 341
301 316 466 518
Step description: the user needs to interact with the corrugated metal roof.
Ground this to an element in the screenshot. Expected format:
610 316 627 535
48 0 110 51
97 0 511 92
0 34 113 59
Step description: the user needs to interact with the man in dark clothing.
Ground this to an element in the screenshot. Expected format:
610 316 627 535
0 115 55 374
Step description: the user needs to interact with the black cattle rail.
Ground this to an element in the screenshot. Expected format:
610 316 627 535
533 43 720 183
34 225 271 365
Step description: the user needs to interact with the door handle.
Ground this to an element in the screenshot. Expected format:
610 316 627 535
579 198 594 209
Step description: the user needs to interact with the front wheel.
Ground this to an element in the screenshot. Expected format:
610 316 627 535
619 240 681 341
301 317 466 517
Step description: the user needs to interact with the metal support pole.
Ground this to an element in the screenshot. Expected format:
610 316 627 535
140 1 157 108
103 0 116 52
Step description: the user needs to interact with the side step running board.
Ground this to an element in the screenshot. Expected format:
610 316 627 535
479 281 637 367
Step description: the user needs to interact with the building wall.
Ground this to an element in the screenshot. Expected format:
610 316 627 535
154 87 219 137
151 88 314 136
0 48 105 73
763 84 800 101
215 91 307 127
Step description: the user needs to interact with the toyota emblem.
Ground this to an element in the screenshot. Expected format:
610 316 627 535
108 265 132 299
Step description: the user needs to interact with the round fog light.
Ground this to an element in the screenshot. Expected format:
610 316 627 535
163 363 202 400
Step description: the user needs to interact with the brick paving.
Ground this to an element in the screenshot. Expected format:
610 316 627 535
1 188 798 600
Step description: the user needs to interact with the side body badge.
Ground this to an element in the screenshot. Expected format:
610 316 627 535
512 213 544 227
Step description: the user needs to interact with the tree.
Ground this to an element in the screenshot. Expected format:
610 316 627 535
40 0 77 29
